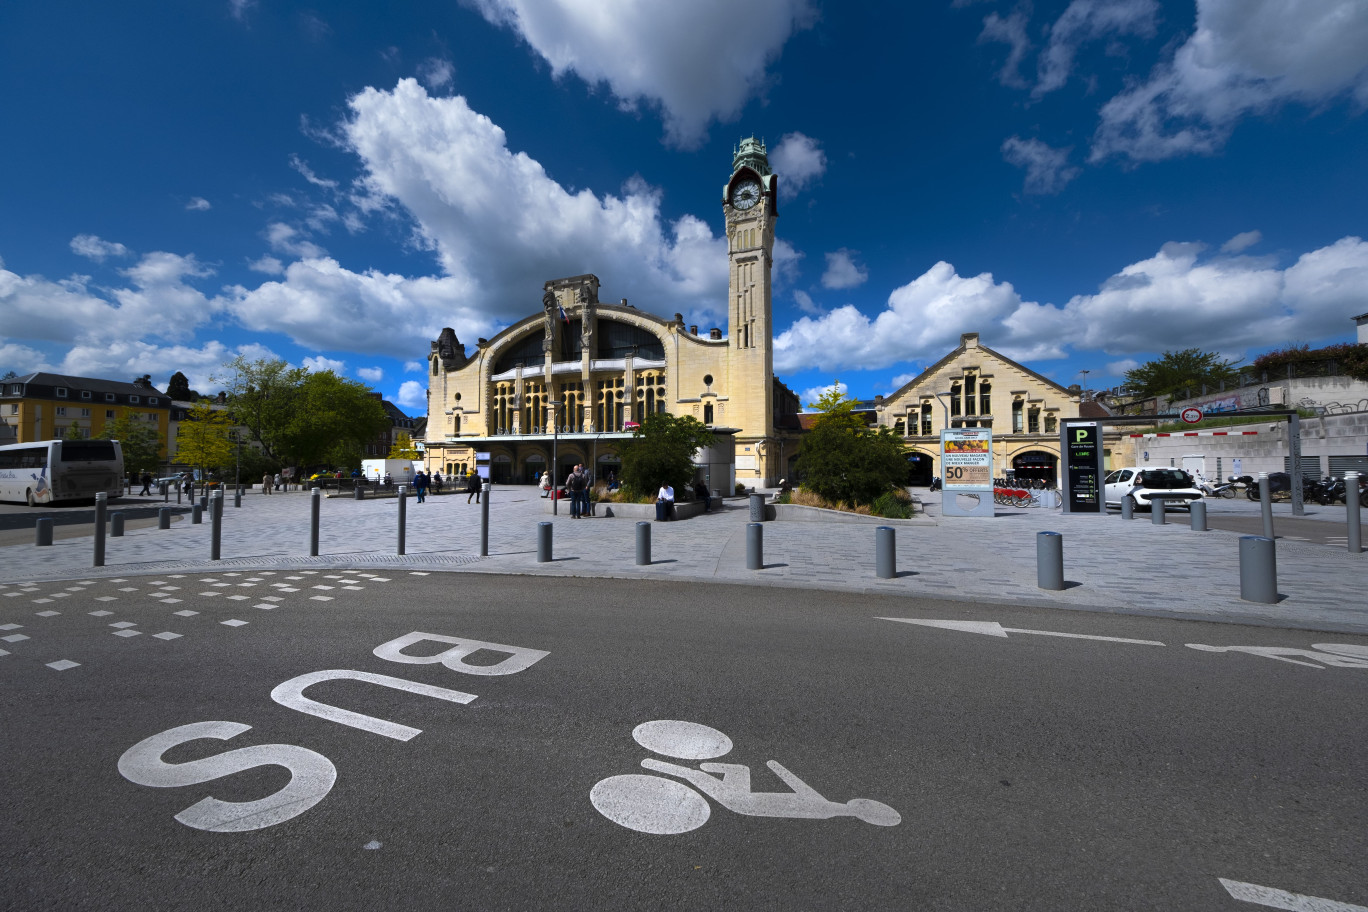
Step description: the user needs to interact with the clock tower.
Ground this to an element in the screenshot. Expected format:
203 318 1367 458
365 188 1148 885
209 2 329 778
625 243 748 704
724 136 778 478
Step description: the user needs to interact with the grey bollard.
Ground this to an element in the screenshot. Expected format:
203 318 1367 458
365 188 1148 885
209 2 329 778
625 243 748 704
192 504 202 524
162 482 169 503
1346 472 1361 555
746 522 763 570
875 526 896 579
1121 493 1134 520
749 493 766 523
111 512 124 537
35 517 54 546
1239 535 1278 603
200 493 208 511
234 486 242 508
1259 473 1274 539
397 486 407 556
158 507 171 530
176 483 182 505
1189 500 1207 532
309 487 321 556
480 483 491 557
354 485 364 500
1036 531 1064 590
210 491 222 560
1151 498 1167 525
636 521 652 566
93 491 107 567
537 521 553 563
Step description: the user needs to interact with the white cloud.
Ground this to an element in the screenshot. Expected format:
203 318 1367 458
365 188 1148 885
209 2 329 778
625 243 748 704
770 132 826 197
792 289 823 316
979 9 1032 89
248 255 285 274
1001 137 1081 195
1033 0 1159 99
58 339 278 398
186 197 212 211
821 249 867 290
396 379 426 410
0 338 54 374
70 234 130 262
461 0 816 146
302 355 347 374
1221 230 1262 253
228 0 255 22
417 58 455 90
290 154 339 190
773 235 1368 376
341 79 731 328
1105 358 1141 376
1092 0 1368 162
799 380 847 412
266 222 327 258
887 372 920 393
403 360 423 372
357 366 384 382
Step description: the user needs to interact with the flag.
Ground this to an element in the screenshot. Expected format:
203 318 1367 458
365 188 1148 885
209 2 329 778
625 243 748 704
558 304 570 325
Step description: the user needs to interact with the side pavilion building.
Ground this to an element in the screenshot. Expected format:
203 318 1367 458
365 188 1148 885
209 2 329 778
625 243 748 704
422 138 801 487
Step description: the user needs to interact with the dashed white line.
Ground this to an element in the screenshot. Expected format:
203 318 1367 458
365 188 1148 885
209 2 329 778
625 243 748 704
46 660 80 671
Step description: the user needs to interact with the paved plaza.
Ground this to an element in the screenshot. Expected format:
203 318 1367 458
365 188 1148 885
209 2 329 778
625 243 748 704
1 486 1364 634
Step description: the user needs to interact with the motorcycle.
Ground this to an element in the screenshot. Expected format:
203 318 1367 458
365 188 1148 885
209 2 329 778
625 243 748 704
1194 474 1238 498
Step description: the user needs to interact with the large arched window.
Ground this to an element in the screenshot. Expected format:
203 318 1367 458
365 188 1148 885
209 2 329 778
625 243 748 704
597 320 664 360
493 332 545 373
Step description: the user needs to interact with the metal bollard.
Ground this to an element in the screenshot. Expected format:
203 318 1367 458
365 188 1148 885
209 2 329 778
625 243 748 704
746 522 763 570
1259 473 1274 540
397 486 407 556
636 521 651 566
1346 472 1361 555
35 517 53 546
93 492 107 567
176 483 182 505
192 504 202 524
537 521 553 563
1151 498 1167 525
1121 493 1134 520
1036 531 1064 590
234 486 242 508
1189 500 1207 532
200 493 208 512
1239 535 1278 603
875 526 896 579
309 487 321 556
111 512 124 537
480 483 491 557
354 486 364 501
749 493 766 523
158 507 171 530
162 483 169 503
210 491 222 560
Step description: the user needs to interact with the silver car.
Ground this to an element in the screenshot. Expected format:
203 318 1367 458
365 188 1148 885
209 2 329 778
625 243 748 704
1104 466 1204 511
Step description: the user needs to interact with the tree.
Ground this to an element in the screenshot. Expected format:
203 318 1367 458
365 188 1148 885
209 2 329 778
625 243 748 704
214 356 309 463
62 423 86 441
388 432 421 459
619 413 715 500
1124 349 1240 403
795 381 908 507
98 415 162 475
165 371 200 401
175 401 234 476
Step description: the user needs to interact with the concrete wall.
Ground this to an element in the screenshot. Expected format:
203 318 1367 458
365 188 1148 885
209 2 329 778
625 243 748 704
1117 411 1368 478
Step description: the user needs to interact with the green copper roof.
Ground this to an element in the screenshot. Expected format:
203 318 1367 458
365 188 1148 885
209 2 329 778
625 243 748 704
732 136 771 176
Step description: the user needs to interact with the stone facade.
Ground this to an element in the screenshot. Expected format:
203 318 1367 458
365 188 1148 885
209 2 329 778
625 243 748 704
421 139 800 486
877 333 1084 484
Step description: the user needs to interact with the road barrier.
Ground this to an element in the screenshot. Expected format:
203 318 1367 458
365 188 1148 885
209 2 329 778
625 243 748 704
1036 531 1063 590
1239 536 1277 603
875 526 895 579
636 521 651 566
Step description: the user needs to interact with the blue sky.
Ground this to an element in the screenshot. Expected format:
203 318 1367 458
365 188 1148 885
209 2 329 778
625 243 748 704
2 0 1366 414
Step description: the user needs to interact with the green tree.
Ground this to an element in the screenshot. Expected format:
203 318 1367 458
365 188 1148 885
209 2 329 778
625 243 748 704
175 401 234 476
98 415 162 475
165 370 200 401
388 432 421 459
62 423 86 441
1124 349 1240 403
618 413 715 500
215 356 309 463
795 381 908 507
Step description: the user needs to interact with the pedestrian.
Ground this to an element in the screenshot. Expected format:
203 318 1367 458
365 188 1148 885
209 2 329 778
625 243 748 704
540 471 552 498
414 470 428 503
693 480 712 513
274 473 283 492
466 471 481 504
655 482 675 521
384 472 393 488
262 471 273 495
139 472 152 496
433 472 443 494
567 464 588 518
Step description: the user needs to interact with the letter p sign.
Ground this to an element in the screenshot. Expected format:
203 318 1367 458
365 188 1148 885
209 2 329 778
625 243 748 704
1074 429 1090 443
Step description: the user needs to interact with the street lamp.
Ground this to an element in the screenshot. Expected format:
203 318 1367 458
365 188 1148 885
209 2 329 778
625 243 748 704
549 399 563 516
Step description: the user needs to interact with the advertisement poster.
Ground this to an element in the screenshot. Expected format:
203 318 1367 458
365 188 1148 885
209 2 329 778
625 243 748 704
941 429 993 489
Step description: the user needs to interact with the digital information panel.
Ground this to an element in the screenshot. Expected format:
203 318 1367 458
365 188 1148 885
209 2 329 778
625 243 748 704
941 428 995 518
1062 422 1103 514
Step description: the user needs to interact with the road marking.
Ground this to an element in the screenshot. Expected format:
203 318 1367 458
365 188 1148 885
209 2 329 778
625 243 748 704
153 632 183 640
1220 878 1368 911
0 623 23 630
3 634 31 642
36 610 60 617
221 620 248 627
114 630 142 638
46 660 80 671
173 610 199 617
111 622 137 629
878 618 1165 646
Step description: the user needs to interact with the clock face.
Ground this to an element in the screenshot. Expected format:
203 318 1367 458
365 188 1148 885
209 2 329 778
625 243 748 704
730 179 761 211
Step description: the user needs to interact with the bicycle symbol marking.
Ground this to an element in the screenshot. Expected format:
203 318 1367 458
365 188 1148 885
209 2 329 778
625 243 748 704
589 720 901 835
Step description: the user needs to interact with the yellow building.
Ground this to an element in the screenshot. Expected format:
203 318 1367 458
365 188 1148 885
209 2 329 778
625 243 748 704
0 372 171 458
878 333 1082 484
423 138 801 485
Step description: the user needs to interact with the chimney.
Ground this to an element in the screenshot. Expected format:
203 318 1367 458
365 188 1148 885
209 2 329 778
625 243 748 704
690 325 698 335
709 328 722 340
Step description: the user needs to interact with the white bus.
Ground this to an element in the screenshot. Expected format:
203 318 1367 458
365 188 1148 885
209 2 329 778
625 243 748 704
0 439 125 506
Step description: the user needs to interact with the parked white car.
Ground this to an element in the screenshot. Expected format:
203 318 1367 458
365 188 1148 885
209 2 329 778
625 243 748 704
1103 467 1204 511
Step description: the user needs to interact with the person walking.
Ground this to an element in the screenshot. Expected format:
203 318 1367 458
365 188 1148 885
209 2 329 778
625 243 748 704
566 464 588 518
414 470 428 503
433 472 443 495
138 472 152 496
262 471 273 495
466 471 481 504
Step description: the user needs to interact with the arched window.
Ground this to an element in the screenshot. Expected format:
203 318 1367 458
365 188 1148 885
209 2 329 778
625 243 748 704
1012 400 1024 433
921 402 933 436
493 383 515 435
596 320 664 360
493 332 546 373
635 371 666 421
950 382 962 417
596 378 625 432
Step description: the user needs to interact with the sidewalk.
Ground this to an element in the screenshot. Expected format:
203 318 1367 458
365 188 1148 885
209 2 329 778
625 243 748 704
1 486 1364 635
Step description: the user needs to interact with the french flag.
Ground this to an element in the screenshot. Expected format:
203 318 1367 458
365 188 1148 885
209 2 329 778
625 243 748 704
559 303 570 325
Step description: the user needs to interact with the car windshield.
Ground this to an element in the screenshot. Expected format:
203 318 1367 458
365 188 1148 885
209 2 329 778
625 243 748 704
1136 469 1194 489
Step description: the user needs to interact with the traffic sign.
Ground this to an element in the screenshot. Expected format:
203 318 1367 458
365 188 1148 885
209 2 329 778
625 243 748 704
1180 407 1203 424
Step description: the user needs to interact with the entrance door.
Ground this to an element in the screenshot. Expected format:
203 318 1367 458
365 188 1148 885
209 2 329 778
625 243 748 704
1011 450 1059 486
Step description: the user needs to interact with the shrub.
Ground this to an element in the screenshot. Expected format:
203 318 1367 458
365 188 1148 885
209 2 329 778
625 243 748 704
870 491 913 519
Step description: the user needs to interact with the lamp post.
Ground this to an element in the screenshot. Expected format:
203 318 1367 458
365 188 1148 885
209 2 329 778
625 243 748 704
549 399 563 516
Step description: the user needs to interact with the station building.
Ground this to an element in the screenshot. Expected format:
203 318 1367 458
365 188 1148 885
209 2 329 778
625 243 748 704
422 138 801 487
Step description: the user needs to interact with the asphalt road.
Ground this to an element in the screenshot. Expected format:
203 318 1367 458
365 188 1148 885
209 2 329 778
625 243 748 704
3 573 1367 911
